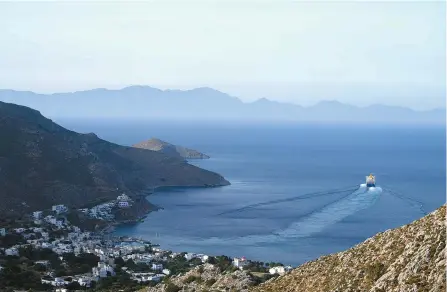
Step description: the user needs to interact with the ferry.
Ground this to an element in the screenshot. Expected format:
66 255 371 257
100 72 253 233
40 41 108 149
366 174 376 188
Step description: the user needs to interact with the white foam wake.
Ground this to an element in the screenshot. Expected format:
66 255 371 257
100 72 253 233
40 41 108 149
276 185 382 238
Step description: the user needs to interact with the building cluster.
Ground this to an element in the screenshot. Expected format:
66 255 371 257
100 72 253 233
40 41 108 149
0 202 171 289
0 200 291 290
78 194 133 221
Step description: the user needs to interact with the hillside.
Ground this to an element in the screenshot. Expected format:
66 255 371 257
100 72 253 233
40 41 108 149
252 205 446 292
0 87 444 124
133 138 210 160
0 101 229 217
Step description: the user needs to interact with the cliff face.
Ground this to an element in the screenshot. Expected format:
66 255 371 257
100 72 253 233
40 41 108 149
0 102 229 216
133 138 210 160
253 205 446 292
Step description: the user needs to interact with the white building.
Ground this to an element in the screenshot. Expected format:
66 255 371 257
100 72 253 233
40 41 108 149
35 260 50 267
201 255 209 263
117 194 131 201
0 228 5 236
152 263 163 271
78 277 93 287
52 204 68 214
184 253 198 261
118 201 130 208
233 257 248 268
5 247 19 256
93 262 115 278
14 228 25 233
162 269 171 275
33 211 43 219
52 277 66 287
269 266 291 275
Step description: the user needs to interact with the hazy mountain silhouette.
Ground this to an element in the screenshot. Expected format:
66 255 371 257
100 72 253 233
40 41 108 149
0 86 444 124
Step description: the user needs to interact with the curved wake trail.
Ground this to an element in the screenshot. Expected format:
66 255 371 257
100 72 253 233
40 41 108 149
275 185 382 238
171 185 382 247
384 187 427 215
217 185 359 216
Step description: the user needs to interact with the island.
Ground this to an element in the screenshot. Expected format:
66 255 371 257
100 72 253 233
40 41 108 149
133 138 210 160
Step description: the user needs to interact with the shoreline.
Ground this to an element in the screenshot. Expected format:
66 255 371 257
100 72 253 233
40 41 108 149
101 183 229 234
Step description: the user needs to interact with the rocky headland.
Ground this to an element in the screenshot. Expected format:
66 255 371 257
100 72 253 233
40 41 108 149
0 101 229 218
133 138 210 160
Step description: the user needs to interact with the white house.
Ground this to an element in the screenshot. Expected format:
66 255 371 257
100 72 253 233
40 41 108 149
78 277 92 287
52 204 68 214
35 260 50 267
14 228 25 234
162 269 171 275
117 194 131 201
33 211 43 219
152 263 163 271
269 266 288 275
41 277 53 285
93 262 115 278
117 201 130 208
233 257 247 268
52 277 66 287
0 228 6 236
5 247 19 256
184 253 198 261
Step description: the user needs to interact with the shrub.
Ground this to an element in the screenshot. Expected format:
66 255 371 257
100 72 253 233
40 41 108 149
365 262 386 282
206 278 216 286
184 275 200 283
165 282 181 292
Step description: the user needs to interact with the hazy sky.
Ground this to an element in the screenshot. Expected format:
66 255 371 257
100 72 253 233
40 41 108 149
0 1 445 109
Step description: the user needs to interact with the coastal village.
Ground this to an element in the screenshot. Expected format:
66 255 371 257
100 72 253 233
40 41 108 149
0 194 290 291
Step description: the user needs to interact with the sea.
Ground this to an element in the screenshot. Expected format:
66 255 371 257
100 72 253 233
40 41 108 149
59 119 446 266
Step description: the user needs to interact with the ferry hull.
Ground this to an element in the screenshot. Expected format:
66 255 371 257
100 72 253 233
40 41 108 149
366 183 375 188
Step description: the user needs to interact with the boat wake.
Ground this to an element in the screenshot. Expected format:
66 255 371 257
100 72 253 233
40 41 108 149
275 184 382 238
217 185 359 216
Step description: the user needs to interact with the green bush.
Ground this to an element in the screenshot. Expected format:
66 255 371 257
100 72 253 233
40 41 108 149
365 262 386 282
165 282 181 292
206 278 217 286
184 275 200 283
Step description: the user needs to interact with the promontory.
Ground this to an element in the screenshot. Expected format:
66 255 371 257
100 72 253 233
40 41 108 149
0 101 229 218
133 138 210 160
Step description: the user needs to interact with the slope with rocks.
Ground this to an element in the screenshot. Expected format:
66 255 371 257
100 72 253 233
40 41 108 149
0 101 229 217
146 263 257 292
133 138 210 160
253 205 446 292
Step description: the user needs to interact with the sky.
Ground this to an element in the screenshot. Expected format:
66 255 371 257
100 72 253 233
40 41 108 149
0 1 445 110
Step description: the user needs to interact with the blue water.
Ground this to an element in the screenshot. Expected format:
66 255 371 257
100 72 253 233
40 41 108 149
59 120 446 266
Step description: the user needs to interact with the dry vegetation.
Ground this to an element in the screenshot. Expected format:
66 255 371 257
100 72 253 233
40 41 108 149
252 205 446 292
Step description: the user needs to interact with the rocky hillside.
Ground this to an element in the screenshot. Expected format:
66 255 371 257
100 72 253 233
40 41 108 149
253 205 446 292
133 138 210 160
0 101 229 217
145 263 257 292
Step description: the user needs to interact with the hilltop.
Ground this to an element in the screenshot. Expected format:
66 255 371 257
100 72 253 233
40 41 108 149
0 101 229 217
252 205 446 292
133 138 210 160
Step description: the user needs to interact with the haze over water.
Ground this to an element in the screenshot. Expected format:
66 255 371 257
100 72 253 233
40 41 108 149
62 120 445 266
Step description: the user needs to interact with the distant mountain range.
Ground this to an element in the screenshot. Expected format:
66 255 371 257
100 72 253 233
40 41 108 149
0 86 444 124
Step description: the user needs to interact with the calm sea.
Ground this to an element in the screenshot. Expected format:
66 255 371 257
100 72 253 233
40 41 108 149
59 120 446 266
